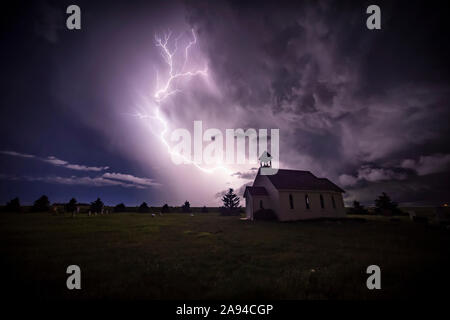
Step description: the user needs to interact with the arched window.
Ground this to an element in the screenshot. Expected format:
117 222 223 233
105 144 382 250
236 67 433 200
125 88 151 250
332 195 336 209
320 194 324 209
305 194 310 209
289 194 294 209
260 200 263 209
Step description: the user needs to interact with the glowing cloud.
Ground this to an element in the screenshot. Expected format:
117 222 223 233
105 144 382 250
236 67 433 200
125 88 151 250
135 29 232 175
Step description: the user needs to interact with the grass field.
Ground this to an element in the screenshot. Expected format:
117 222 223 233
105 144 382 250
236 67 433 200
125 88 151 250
1 211 449 300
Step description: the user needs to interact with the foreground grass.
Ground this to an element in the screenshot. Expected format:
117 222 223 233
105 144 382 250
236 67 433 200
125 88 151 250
1 212 449 300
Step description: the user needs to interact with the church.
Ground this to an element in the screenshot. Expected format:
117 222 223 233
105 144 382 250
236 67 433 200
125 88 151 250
244 156 346 221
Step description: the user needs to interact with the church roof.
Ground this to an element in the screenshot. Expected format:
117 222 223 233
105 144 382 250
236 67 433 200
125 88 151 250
244 186 269 197
259 151 272 162
261 169 345 193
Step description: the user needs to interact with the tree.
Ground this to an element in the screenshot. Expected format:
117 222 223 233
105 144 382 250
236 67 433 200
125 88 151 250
222 188 240 209
201 206 208 213
32 195 50 212
374 192 401 215
66 198 77 213
161 204 169 213
220 189 241 216
139 202 150 213
114 203 126 212
348 201 369 215
182 201 191 213
5 197 21 213
90 198 104 214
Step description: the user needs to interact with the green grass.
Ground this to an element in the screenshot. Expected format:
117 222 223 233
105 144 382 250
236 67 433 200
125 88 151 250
1 212 449 300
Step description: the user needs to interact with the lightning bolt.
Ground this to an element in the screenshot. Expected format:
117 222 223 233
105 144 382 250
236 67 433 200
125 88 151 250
136 29 231 174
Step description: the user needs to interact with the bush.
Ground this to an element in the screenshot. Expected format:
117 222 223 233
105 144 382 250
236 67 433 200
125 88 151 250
114 203 126 212
347 201 369 215
32 195 50 212
182 201 191 213
253 209 277 220
90 198 104 214
162 204 170 213
5 197 21 213
138 202 150 213
374 192 403 216
65 198 77 213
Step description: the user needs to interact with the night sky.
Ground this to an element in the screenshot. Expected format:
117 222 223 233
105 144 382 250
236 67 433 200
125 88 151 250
1 0 449 206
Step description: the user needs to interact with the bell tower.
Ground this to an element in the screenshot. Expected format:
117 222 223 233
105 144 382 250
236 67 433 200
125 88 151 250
259 151 272 168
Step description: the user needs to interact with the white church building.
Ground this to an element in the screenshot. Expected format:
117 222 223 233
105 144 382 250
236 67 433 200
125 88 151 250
244 166 346 221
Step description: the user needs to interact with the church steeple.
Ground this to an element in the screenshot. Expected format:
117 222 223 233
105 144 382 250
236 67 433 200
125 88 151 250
259 151 272 168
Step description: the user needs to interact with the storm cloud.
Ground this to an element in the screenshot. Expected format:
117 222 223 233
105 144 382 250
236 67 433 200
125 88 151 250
0 0 449 206
183 0 450 205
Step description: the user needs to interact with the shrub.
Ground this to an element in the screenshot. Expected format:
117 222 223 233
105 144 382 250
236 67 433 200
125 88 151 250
253 209 277 220
5 197 21 213
66 198 77 213
347 201 369 215
114 203 126 212
138 202 150 213
182 201 191 213
374 192 403 215
32 195 50 212
90 198 104 214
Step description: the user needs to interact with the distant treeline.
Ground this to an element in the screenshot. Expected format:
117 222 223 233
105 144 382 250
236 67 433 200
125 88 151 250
108 206 221 214
1 188 245 216
0 204 222 214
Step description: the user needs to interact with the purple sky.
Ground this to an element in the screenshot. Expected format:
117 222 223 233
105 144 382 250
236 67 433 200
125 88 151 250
1 0 449 206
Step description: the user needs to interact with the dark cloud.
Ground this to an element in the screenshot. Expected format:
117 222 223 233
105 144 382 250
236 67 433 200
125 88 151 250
186 0 450 205
1 0 449 206
231 171 257 180
400 154 450 176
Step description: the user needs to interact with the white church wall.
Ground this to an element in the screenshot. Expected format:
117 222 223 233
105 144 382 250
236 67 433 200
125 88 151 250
247 171 346 221
277 191 345 221
253 175 280 216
